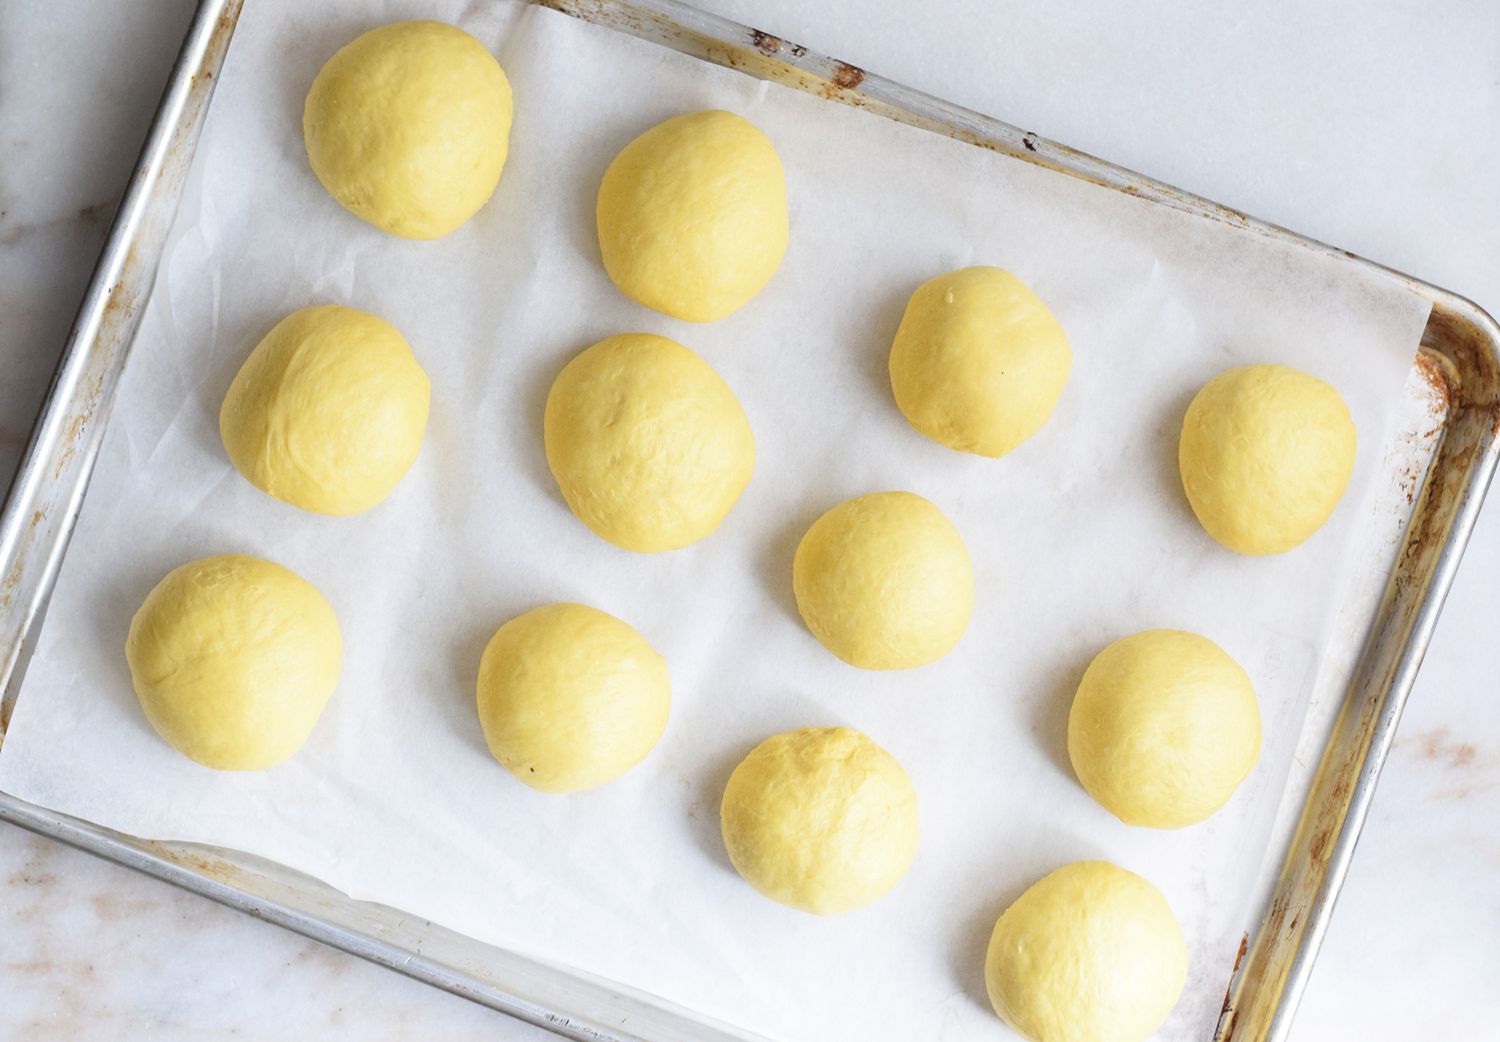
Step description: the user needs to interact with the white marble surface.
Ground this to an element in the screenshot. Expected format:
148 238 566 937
1 0 1496 1038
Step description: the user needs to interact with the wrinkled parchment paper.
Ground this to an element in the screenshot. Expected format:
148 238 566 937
0 2 1431 1038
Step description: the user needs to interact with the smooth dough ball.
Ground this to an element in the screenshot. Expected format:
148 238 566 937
125 554 342 771
303 21 513 239
221 305 430 516
597 110 788 322
792 492 973 669
1068 629 1261 828
476 603 670 793
544 333 755 552
985 861 1187 1042
720 727 919 914
1179 364 1356 554
889 266 1072 457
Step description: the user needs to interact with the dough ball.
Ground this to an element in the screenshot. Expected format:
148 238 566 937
1179 364 1356 554
544 333 755 552
792 491 973 669
985 860 1187 1042
597 110 788 322
889 266 1072 457
1068 629 1261 828
720 727 919 914
476 603 670 793
221 305 430 516
303 21 513 239
125 554 342 771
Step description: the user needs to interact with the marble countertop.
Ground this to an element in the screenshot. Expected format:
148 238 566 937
2 0 1497 1038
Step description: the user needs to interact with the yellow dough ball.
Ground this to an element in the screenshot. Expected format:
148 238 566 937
720 727 919 915
544 333 755 552
1068 629 1261 828
303 21 513 239
792 492 973 669
125 554 342 771
597 110 788 322
220 305 430 516
1179 364 1356 554
985 861 1188 1042
476 603 670 793
889 266 1072 457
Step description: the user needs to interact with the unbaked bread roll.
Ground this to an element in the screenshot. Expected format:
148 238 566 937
597 110 787 321
792 491 973 669
720 726 919 914
985 860 1188 1042
476 603 670 793
304 21 513 239
1068 629 1261 828
544 333 754 552
889 266 1071 457
220 305 430 516
125 554 342 771
1178 364 1356 554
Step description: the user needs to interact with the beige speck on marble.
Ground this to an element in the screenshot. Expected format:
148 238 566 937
0 829 553 1041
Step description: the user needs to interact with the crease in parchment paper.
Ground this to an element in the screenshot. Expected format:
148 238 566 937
0 3 1430 1040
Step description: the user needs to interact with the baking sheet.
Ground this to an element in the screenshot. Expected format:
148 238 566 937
0 1 1431 1039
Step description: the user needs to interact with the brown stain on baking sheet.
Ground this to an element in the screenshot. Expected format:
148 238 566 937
1215 932 1251 1026
135 840 240 884
1421 303 1500 437
748 29 782 56
830 61 865 91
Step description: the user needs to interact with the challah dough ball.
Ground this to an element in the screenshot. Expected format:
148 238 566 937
544 333 755 552
792 491 973 669
985 860 1188 1042
720 727 919 914
303 21 513 239
125 554 342 771
476 603 670 793
1179 364 1356 554
889 266 1072 457
1068 629 1261 828
220 305 430 516
597 110 788 322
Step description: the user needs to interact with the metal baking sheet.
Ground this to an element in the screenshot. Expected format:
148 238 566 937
0 2 1495 1041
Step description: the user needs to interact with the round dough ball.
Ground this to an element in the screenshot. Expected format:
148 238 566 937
889 266 1072 457
125 554 342 771
597 110 788 322
476 603 670 793
792 491 973 669
720 727 919 915
303 21 513 239
221 305 430 516
1068 629 1261 828
1179 364 1356 554
544 333 755 552
985 860 1187 1042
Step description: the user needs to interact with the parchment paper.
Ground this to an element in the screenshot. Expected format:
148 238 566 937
0 2 1431 1038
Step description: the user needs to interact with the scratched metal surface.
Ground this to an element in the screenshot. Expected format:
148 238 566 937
0 1 1495 1040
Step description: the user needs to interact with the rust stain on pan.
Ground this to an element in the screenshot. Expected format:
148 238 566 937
748 29 782 56
138 840 239 883
1423 303 1500 434
830 61 865 92
1215 932 1251 1035
1413 349 1455 415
